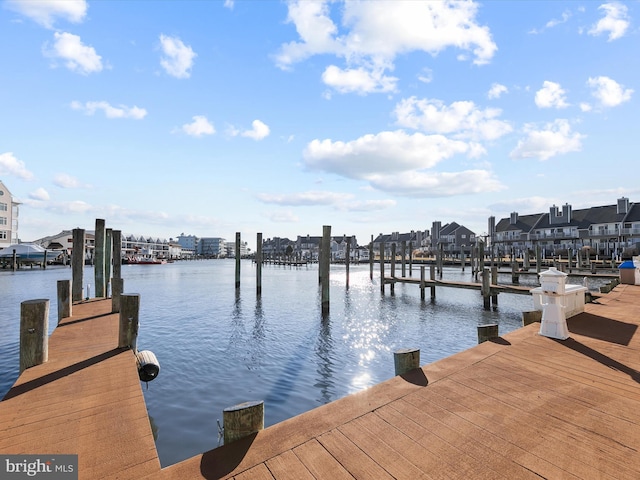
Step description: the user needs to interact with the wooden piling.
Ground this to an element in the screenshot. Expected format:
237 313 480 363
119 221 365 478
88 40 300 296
481 268 491 310
390 243 396 295
20 299 49 373
430 265 436 299
235 232 241 290
256 233 262 296
112 230 122 279
57 280 72 323
12 249 17 271
401 240 406 278
320 226 331 315
111 277 123 313
345 237 350 290
491 266 498 307
42 249 47 269
408 240 413 276
369 235 374 281
105 228 113 295
511 259 519 284
522 310 542 326
535 244 542 274
118 294 140 350
420 266 425 300
223 400 264 444
72 228 85 302
380 241 385 293
477 323 499 344
95 218 106 298
394 348 420 375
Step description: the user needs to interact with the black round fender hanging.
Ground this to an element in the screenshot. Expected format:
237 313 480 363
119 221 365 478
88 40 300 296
136 350 160 382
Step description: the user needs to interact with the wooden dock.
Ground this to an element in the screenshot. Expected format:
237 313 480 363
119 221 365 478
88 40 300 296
383 275 534 295
3 285 640 479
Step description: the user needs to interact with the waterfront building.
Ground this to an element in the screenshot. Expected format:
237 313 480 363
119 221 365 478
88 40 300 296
198 237 227 258
0 180 20 250
373 230 429 256
225 240 249 258
491 197 640 259
436 222 477 254
263 237 295 256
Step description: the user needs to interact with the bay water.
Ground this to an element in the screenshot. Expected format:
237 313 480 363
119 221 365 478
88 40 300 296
0 260 595 466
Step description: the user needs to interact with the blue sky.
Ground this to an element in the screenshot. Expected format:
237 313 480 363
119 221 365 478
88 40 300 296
0 0 637 250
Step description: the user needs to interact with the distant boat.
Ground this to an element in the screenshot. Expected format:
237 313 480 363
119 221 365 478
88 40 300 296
123 255 167 265
0 243 55 264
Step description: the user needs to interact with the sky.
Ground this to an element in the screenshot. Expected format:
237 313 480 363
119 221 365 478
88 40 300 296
0 0 637 251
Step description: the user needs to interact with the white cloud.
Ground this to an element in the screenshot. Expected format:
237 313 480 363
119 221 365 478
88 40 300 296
489 196 553 215
224 0 234 9
510 119 585 161
275 1 496 94
321 65 398 95
394 97 512 141
53 173 82 188
487 83 508 99
179 116 215 137
588 2 630 41
159 34 196 79
579 102 592 112
29 187 50 201
5 0 87 28
587 76 633 107
256 191 352 206
241 120 270 140
0 152 34 180
417 68 433 84
303 130 471 180
535 81 569 109
340 199 397 212
43 32 103 75
368 170 505 197
529 10 571 34
70 101 147 119
265 210 299 223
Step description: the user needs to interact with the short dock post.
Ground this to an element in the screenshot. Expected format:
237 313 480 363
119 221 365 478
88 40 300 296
256 233 262 296
390 243 396 295
20 299 49 373
119 294 140 350
394 348 420 375
511 259 519 284
420 266 425 300
57 280 72 323
235 232 241 290
478 323 499 344
111 277 124 313
522 310 542 326
42 250 47 269
72 228 85 302
12 249 17 271
95 218 106 298
380 241 385 293
408 240 413 276
320 225 331 315
481 268 491 310
223 400 264 444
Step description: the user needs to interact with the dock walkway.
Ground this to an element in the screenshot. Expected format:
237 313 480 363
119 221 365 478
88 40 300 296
2 286 640 479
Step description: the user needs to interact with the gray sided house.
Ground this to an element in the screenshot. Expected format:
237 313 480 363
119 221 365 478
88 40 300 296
436 222 477 254
492 197 640 258
373 230 427 256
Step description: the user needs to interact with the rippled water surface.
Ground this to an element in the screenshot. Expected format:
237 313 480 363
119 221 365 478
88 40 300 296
0 260 604 466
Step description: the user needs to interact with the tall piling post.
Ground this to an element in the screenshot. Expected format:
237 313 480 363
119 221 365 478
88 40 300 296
320 225 331 316
535 244 542 274
369 235 374 281
430 264 436 299
408 240 413 276
112 230 122 280
390 243 396 295
12 249 17 271
105 228 113 296
235 232 241 290
345 236 351 290
20 299 49 373
57 280 72 323
94 219 106 298
380 241 385 293
420 266 425 300
72 228 85 302
491 266 498 307
119 294 140 350
481 268 491 310
256 233 263 296
401 240 406 278
111 277 123 313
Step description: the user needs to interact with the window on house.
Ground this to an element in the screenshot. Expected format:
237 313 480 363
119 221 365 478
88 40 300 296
0 202 6 211
0 217 7 225
0 231 7 239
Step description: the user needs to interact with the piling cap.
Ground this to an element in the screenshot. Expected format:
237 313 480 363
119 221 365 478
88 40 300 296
619 260 635 269
539 266 567 278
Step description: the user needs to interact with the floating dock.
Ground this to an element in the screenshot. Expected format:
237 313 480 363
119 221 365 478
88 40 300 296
2 285 640 479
